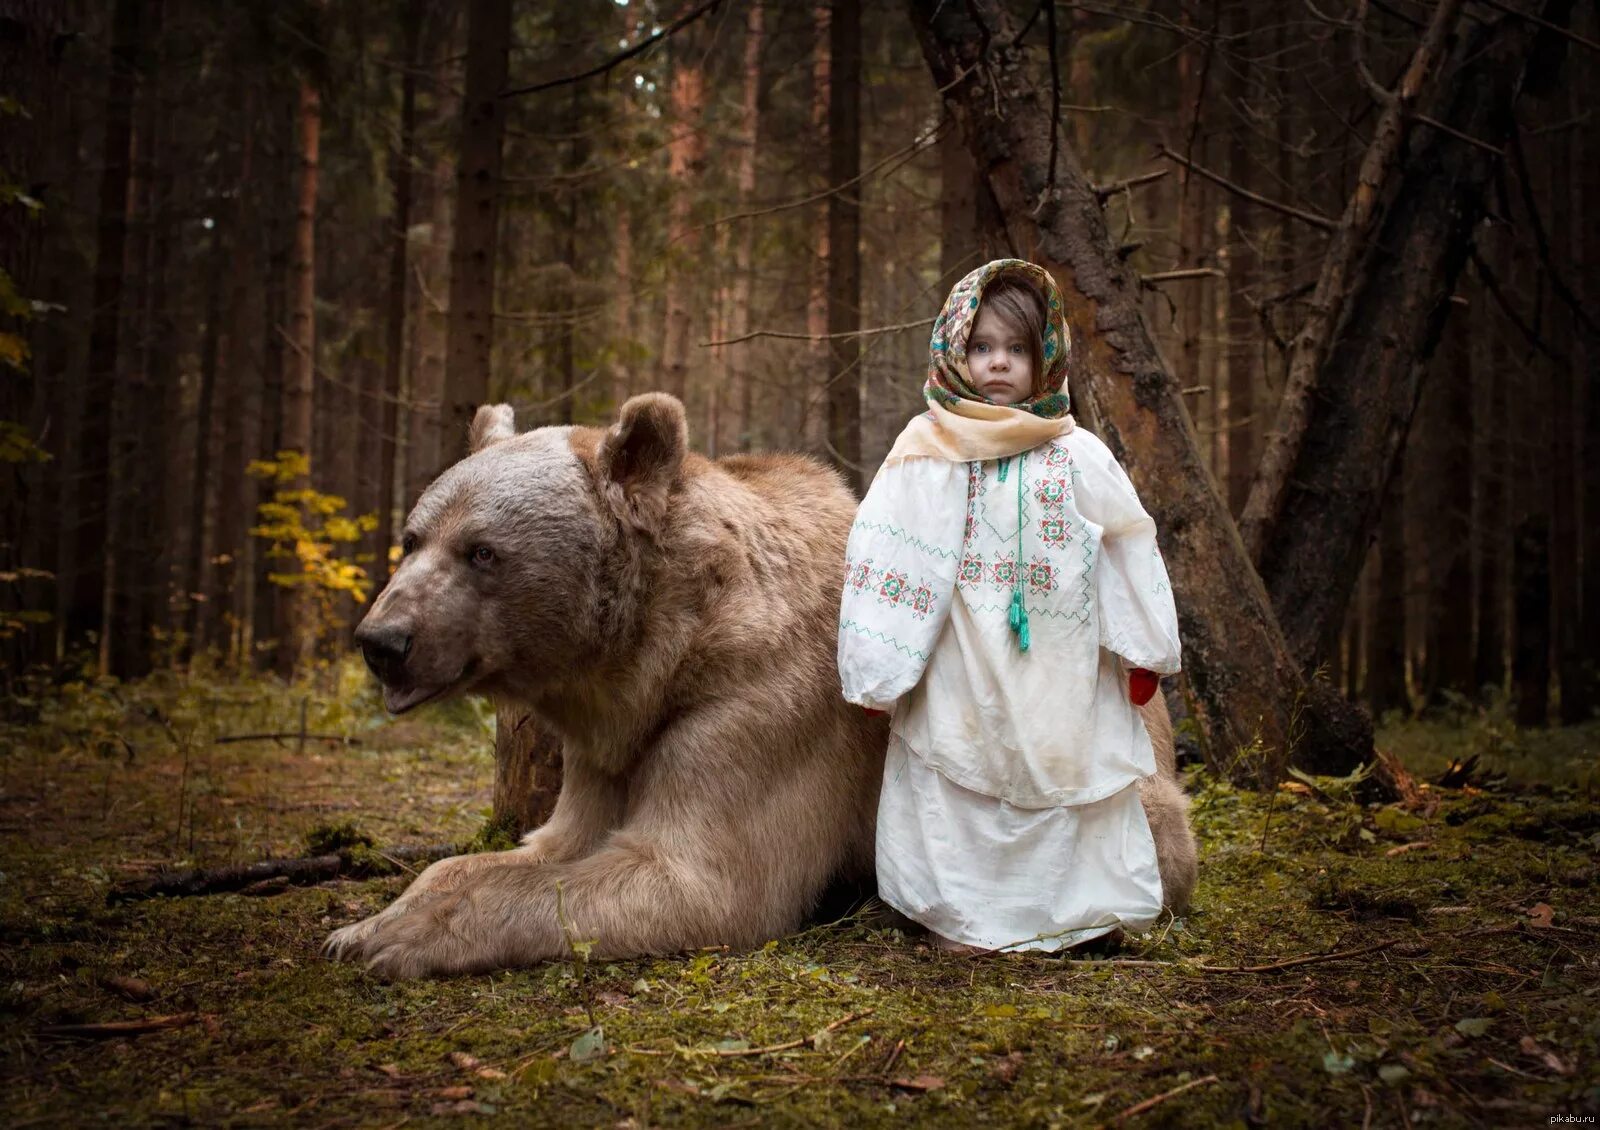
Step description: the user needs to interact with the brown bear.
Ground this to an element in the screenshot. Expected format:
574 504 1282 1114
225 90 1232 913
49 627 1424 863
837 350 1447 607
325 394 1196 978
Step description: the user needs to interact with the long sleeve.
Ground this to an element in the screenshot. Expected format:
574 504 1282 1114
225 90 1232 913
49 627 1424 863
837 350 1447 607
837 456 967 710
1069 432 1181 675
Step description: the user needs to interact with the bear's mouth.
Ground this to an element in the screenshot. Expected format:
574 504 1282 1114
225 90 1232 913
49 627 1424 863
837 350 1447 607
380 661 479 715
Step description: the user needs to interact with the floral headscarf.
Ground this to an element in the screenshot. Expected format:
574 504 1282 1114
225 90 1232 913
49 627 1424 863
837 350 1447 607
925 259 1072 419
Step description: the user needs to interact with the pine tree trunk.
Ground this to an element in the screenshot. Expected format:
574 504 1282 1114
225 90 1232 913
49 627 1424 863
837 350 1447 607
1222 2 1256 517
908 0 1371 785
728 0 764 453
1422 318 1474 701
656 4 706 408
1512 517 1551 725
803 3 830 453
376 4 419 589
70 0 142 663
184 219 227 661
1472 302 1507 694
826 0 862 494
276 76 322 679
444 0 510 462
1366 466 1408 717
491 704 563 839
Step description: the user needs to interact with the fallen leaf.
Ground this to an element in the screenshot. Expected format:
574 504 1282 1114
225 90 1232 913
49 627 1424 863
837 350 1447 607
1519 1035 1574 1075
596 989 631 1008
1454 1017 1492 1038
475 1066 507 1080
435 1085 474 1100
890 1075 946 1092
1378 1064 1411 1085
570 1026 606 1063
654 1079 699 1096
99 975 154 1002
1385 841 1430 857
989 1051 1024 1084
376 1063 402 1078
448 1051 482 1071
1323 1050 1356 1075
1526 903 1554 929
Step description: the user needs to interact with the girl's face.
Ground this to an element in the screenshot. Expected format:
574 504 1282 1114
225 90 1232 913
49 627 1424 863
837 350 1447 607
966 305 1035 406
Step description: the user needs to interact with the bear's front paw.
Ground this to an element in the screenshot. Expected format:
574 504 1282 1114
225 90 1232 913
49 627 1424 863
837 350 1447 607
333 888 501 979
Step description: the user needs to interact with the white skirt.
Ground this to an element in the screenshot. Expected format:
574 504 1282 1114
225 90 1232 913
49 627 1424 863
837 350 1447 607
876 735 1164 952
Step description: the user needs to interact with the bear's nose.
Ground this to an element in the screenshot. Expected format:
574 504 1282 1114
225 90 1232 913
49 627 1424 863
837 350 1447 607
356 623 412 681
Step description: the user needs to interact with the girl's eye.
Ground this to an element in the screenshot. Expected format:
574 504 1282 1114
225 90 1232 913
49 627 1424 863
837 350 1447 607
973 342 989 353
471 545 494 565
1011 344 1026 355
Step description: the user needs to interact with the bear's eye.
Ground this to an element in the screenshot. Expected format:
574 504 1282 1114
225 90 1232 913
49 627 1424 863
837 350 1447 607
401 533 417 555
470 545 495 566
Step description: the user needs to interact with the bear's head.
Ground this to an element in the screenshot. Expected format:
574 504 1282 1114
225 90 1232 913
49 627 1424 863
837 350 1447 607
354 394 687 713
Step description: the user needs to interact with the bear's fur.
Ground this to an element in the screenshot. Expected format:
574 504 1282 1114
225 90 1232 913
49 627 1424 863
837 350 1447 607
327 394 1196 978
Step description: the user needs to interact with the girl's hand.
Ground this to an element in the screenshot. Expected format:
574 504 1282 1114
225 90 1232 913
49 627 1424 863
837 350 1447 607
1128 668 1159 707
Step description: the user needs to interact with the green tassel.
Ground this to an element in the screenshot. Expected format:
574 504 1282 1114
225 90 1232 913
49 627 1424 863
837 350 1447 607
1008 588 1021 631
997 456 1011 483
1018 603 1031 652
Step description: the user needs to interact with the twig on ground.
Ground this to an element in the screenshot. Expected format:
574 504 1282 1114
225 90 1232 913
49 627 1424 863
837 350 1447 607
1112 1073 1220 1121
107 843 458 903
41 1013 200 1040
627 1009 875 1059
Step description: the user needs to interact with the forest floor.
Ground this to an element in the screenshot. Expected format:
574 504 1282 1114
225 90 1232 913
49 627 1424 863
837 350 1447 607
1 664 1596 1128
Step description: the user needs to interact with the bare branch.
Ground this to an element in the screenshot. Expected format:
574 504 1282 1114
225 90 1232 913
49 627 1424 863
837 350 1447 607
500 0 722 99
1155 145 1337 232
1472 0 1600 53
1142 267 1225 284
701 317 936 349
1093 168 1169 199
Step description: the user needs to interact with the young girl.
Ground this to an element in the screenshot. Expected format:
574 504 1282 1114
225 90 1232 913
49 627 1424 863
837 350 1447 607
837 259 1181 953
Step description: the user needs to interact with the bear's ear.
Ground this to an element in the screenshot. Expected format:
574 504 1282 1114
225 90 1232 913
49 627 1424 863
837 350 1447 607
597 393 688 534
469 404 516 453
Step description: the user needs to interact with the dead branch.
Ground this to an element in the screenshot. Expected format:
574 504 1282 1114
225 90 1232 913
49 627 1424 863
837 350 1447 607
41 1013 200 1040
701 316 935 348
1142 267 1224 284
213 732 359 746
500 0 722 99
1155 145 1337 232
1237 0 1466 564
1112 1074 1221 1122
1193 938 1407 973
107 843 459 903
1094 168 1169 200
1472 0 1600 53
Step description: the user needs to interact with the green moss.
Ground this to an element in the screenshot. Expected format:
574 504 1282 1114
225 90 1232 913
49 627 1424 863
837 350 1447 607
1 671 1596 1126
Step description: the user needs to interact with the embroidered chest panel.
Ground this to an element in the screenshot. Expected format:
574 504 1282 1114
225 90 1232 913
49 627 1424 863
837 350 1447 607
958 443 1096 624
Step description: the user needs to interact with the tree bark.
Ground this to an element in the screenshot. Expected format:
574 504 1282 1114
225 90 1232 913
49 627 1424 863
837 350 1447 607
803 2 830 453
728 0 764 453
1238 0 1466 560
907 0 1369 785
378 0 422 589
1251 2 1575 675
826 0 862 494
1512 517 1551 725
656 2 706 406
1366 464 1407 717
491 703 563 839
444 0 510 462
276 75 322 679
70 0 142 663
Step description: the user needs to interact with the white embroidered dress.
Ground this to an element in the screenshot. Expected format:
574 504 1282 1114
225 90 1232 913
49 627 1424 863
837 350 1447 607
838 427 1182 951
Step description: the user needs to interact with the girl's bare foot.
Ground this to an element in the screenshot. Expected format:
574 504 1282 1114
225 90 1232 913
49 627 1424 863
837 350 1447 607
933 933 994 956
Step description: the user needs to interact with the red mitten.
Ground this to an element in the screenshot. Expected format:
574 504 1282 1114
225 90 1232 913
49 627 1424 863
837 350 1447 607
1128 668 1159 707
863 707 887 718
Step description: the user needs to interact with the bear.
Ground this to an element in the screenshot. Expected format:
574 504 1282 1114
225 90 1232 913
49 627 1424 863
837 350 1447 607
325 393 1197 978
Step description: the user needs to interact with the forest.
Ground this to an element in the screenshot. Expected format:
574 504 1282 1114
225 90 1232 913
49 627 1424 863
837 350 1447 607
2 0 1597 1125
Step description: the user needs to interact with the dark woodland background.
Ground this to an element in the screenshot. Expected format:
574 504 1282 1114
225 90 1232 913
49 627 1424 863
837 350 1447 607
3 0 1597 775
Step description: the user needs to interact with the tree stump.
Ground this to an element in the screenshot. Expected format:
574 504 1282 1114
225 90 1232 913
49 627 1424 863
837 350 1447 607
491 704 563 840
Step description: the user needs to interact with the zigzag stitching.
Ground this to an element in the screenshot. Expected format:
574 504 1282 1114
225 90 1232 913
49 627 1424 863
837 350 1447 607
850 519 960 560
839 618 931 661
962 603 1093 624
